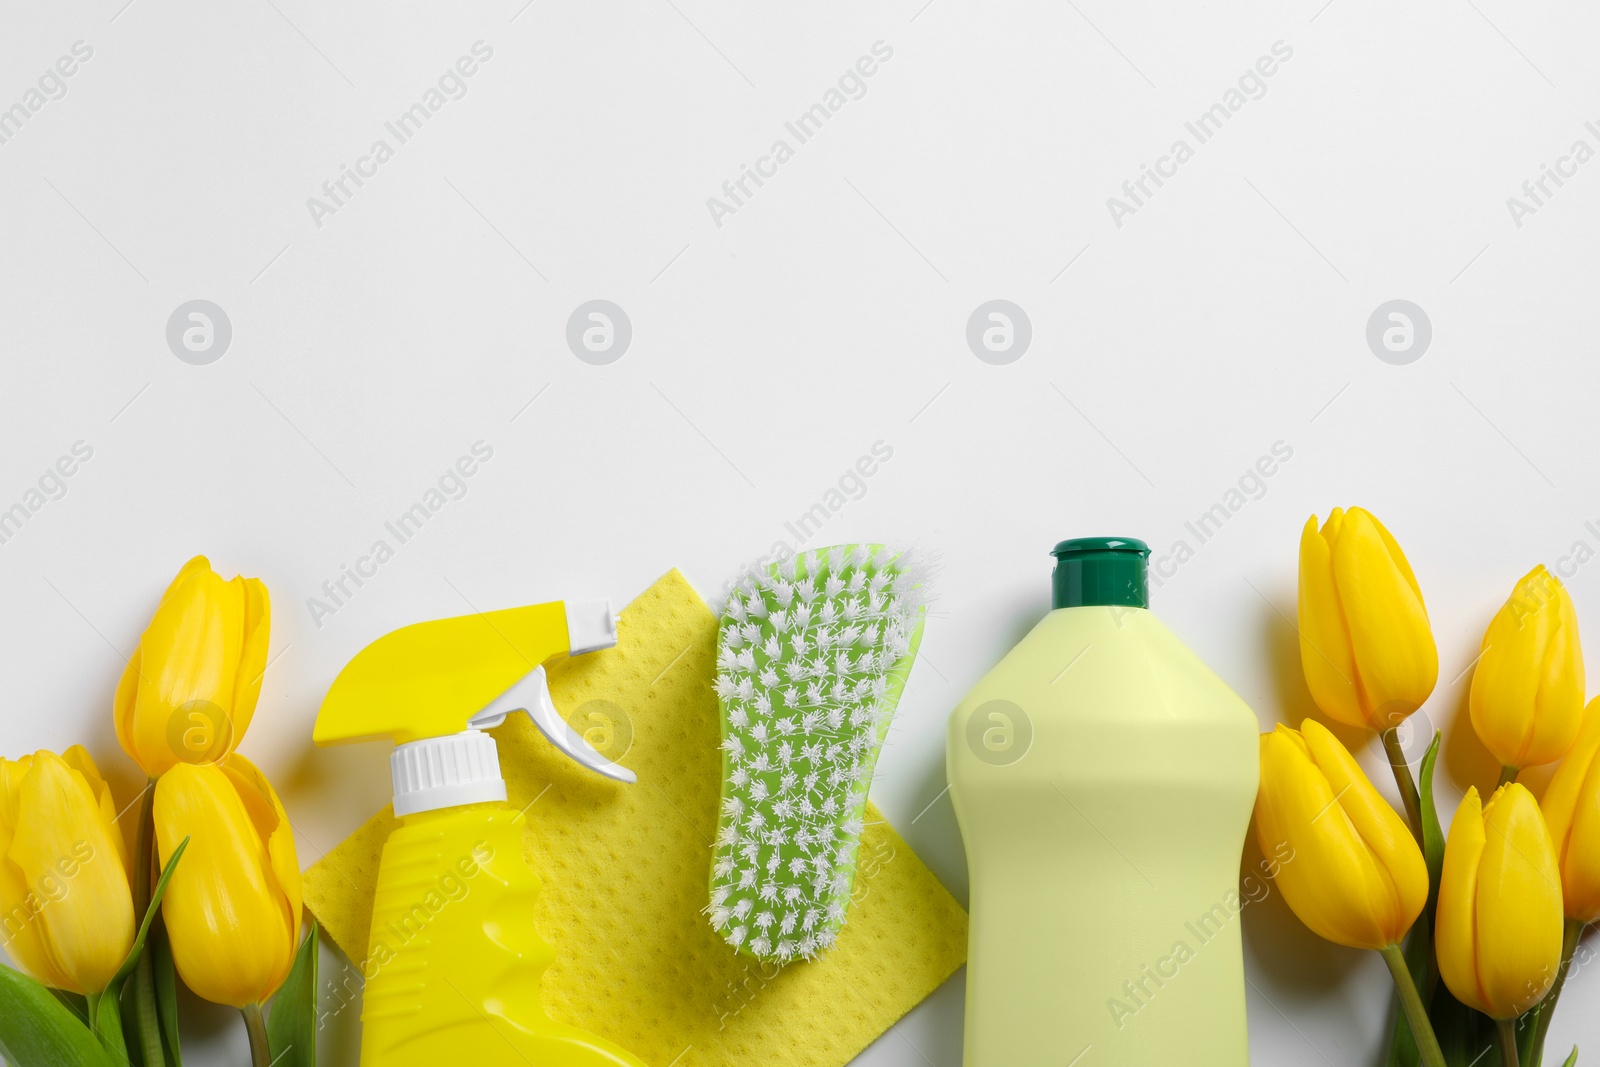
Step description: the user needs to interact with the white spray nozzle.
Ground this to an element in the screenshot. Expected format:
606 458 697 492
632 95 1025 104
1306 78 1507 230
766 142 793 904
469 668 636 784
566 599 618 655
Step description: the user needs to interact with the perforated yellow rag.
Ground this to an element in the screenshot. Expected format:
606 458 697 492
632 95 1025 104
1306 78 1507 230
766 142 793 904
302 569 967 1067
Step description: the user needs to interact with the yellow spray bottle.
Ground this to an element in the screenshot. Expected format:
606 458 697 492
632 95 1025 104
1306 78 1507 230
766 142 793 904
314 598 646 1067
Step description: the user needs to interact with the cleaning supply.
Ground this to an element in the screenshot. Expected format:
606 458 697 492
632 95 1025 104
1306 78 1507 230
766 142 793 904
313 598 646 1067
948 538 1259 1065
301 570 969 1067
709 544 928 962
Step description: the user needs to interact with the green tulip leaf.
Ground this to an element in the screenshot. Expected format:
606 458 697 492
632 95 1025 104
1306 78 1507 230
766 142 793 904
91 988 127 1061
1419 733 1445 902
110 836 189 993
116 987 141 1067
1561 1045 1578 1067
153 917 182 1067
266 920 319 1067
0 963 117 1067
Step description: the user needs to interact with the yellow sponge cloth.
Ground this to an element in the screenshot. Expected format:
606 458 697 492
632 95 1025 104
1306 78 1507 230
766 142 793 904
302 569 968 1066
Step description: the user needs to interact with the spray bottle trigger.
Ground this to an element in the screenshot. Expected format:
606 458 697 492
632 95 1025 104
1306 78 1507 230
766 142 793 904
468 665 637 784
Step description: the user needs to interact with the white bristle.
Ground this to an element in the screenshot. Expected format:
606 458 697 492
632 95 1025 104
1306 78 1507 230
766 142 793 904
708 544 930 962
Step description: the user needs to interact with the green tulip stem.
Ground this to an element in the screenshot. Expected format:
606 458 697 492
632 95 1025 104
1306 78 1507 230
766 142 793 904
1530 918 1583 1065
1380 943 1448 1067
243 1002 271 1067
1498 766 1520 790
84 991 100 1040
1381 728 1425 844
1498 1017 1523 1067
129 778 165 1067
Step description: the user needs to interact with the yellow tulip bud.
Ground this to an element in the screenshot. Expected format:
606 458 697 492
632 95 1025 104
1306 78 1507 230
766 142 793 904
1297 508 1439 732
155 755 302 1008
0 748 135 995
115 556 271 778
1470 565 1584 773
1292 511 1446 735
1254 720 1428 950
1540 697 1600 922
1436 784 1563 1019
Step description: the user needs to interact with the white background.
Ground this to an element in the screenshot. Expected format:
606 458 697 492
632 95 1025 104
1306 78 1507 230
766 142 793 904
3 0 1600 1063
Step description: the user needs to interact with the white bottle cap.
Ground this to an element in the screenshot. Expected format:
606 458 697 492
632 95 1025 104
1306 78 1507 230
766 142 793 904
390 730 508 816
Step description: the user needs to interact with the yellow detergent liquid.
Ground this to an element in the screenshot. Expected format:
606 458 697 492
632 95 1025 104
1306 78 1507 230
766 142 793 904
315 599 647 1067
948 538 1260 1066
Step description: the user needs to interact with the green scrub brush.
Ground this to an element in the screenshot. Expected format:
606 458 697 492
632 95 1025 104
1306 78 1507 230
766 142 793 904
708 543 929 962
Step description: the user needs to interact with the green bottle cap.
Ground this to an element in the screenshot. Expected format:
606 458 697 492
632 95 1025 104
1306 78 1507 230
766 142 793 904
1051 537 1150 609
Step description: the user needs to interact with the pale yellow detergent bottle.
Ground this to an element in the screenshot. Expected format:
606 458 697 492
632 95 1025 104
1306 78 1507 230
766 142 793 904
948 538 1260 1066
315 599 647 1067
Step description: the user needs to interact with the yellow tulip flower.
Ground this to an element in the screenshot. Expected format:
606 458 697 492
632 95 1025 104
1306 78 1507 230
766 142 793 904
1470 565 1584 775
0 748 135 995
1436 784 1563 1020
155 755 302 1008
1297 508 1439 732
1254 720 1428 950
1541 698 1600 922
115 556 270 778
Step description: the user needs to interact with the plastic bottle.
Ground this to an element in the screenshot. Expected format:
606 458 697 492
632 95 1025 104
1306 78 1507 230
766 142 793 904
947 538 1260 1065
314 599 647 1067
